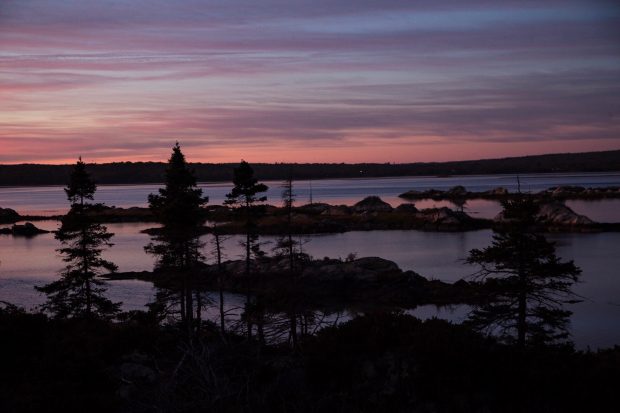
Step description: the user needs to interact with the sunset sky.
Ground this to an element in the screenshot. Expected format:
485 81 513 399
1 0 619 164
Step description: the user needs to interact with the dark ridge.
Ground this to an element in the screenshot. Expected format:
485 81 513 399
1 149 619 186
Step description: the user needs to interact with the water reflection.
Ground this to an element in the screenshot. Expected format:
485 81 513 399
1 223 620 349
2 172 620 217
566 199 620 223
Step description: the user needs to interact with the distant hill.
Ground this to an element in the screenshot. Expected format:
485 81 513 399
1 150 619 186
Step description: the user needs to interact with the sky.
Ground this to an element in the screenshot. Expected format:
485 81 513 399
1 0 619 164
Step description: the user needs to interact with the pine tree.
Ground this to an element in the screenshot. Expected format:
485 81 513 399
225 160 268 339
466 195 581 347
212 222 229 337
273 171 302 272
145 143 208 327
225 160 268 277
146 143 208 270
36 158 120 319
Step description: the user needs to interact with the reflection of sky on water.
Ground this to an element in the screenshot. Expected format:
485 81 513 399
2 172 620 217
1 224 619 349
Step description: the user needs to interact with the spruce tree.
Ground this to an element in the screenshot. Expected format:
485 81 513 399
466 195 581 347
36 158 120 319
273 171 302 271
225 160 268 339
225 160 268 277
145 143 208 327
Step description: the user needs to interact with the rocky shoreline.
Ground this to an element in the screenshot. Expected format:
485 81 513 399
399 185 620 201
3 193 620 235
0 222 50 236
105 255 486 309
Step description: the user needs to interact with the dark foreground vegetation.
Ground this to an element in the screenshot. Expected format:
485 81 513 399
1 307 619 413
1 149 619 186
2 144 619 412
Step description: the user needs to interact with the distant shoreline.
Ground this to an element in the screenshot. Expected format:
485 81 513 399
1 149 619 186
2 170 620 190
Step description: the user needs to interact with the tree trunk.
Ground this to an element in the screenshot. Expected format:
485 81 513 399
517 289 527 348
290 312 298 349
215 230 226 336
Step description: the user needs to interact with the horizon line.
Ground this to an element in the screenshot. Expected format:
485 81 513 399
2 148 619 167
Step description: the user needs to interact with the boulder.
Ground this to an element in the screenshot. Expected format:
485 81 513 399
416 207 462 225
485 187 509 196
395 203 418 213
398 190 422 199
494 201 594 226
537 202 593 225
321 205 351 216
353 196 393 213
86 206 155 221
0 207 20 223
307 257 403 282
297 203 332 214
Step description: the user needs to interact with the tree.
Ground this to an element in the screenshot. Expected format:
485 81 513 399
466 195 581 347
273 170 301 271
225 160 269 277
36 158 121 319
225 160 268 339
211 222 229 337
145 143 208 329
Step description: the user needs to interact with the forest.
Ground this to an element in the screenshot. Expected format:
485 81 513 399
1 149 619 186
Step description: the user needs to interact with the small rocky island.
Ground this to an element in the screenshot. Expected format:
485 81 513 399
0 207 20 224
399 185 620 201
3 192 620 235
0 221 50 236
107 255 484 309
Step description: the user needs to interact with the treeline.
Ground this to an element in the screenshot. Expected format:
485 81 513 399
1 149 619 186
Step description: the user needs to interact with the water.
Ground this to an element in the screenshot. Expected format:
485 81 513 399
1 221 619 349
2 172 620 217
1 172 620 348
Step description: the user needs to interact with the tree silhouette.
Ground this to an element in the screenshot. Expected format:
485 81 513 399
145 143 208 329
211 222 229 337
273 171 300 269
225 160 268 339
36 158 120 319
225 160 268 277
466 195 581 347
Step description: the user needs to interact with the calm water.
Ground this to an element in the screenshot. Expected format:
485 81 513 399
2 172 620 220
1 172 620 348
1 221 619 349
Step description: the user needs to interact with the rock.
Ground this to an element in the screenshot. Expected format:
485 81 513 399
494 201 594 226
119 362 156 382
485 187 509 196
117 354 157 400
537 202 594 225
416 207 462 225
398 189 422 199
343 256 401 281
301 256 403 283
86 206 155 222
321 205 351 216
2 222 50 236
353 196 393 213
0 207 20 223
395 203 418 213
297 203 332 214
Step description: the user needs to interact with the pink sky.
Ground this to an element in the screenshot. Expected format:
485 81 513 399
1 0 619 164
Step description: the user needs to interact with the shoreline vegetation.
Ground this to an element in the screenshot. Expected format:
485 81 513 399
2 147 620 412
1 149 619 186
3 190 620 234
